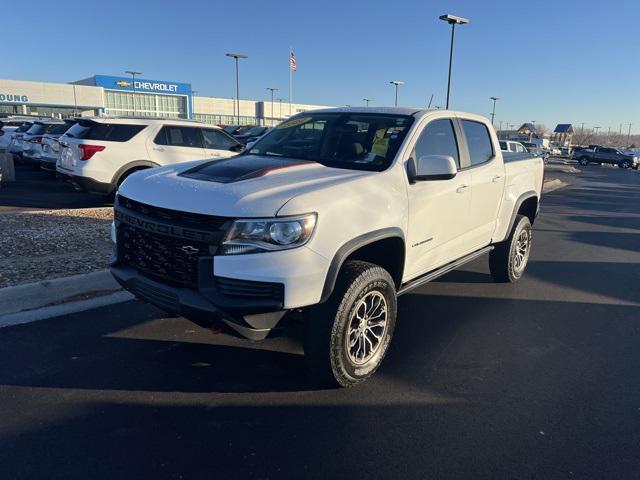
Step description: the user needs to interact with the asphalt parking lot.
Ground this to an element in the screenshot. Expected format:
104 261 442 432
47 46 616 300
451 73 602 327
1 163 639 479
0 163 111 213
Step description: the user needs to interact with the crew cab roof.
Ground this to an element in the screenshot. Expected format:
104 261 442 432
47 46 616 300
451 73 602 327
308 106 424 116
298 107 492 124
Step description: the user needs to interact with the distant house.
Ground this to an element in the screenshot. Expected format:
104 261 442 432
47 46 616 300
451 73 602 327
553 124 574 146
518 123 538 137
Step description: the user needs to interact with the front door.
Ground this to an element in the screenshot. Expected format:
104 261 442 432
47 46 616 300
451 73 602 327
405 117 473 280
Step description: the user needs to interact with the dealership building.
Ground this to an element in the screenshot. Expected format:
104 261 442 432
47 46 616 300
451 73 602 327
0 74 331 125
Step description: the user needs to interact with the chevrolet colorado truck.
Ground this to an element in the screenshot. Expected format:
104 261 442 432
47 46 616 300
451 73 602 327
111 107 544 387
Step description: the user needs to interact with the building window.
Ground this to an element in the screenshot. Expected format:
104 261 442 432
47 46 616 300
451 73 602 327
194 113 259 126
104 90 187 118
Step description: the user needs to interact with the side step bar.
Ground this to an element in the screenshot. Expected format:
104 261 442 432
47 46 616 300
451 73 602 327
398 246 494 296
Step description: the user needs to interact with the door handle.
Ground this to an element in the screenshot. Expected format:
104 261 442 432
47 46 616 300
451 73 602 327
153 147 165 152
456 184 469 193
492 175 502 183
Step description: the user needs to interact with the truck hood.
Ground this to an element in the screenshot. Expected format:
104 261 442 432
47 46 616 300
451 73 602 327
117 155 372 217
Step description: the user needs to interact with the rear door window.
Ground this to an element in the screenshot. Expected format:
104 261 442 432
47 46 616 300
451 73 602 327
154 126 204 148
202 129 238 150
65 121 145 142
461 120 494 166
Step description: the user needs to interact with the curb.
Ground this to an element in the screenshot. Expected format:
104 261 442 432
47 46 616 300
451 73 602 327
0 270 134 328
0 291 133 329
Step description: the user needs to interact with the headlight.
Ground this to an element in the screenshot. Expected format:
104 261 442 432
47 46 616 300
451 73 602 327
221 213 317 255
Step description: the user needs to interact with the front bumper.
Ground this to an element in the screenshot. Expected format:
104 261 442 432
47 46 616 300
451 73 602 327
111 264 287 340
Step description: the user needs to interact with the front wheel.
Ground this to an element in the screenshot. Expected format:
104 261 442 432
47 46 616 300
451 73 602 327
304 261 397 387
620 160 631 169
489 215 532 283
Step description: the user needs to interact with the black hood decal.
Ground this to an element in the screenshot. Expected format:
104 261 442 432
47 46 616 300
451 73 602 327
179 155 315 184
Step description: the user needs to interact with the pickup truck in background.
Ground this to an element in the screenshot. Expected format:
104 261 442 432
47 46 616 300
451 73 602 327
499 140 528 153
111 107 544 387
573 145 639 169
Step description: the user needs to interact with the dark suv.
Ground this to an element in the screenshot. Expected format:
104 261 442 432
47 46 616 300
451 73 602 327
573 146 639 169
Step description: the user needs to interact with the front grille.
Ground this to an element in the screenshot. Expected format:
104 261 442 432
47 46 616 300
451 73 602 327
116 197 233 289
117 195 230 230
118 223 208 288
215 276 284 300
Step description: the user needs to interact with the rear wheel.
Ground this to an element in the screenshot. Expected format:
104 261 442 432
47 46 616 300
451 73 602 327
304 261 397 387
489 215 532 283
578 157 589 166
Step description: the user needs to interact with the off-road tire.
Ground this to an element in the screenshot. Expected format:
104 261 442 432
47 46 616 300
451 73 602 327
489 215 532 283
304 260 397 387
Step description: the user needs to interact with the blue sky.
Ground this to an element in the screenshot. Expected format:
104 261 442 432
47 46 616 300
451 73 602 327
3 0 639 131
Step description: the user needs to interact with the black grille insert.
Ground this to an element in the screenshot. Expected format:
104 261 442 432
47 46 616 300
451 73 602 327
215 276 284 300
118 224 207 288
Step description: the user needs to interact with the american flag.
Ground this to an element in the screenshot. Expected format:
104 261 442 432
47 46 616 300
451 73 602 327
290 51 297 71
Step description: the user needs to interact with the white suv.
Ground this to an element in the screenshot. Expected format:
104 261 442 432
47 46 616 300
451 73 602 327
56 117 245 195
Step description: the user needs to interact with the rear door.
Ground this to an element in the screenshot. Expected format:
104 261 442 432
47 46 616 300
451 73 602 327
151 125 207 165
458 117 505 249
201 128 242 159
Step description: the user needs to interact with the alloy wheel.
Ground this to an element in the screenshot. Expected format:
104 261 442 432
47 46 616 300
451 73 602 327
346 290 388 365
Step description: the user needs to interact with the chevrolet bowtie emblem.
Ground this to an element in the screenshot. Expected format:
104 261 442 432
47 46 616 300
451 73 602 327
116 80 132 87
180 245 199 255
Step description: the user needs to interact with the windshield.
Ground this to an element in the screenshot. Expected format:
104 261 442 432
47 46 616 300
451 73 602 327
26 123 49 135
48 123 74 135
16 123 33 133
248 113 414 171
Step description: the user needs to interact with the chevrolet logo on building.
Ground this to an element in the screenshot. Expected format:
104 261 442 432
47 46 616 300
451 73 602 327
115 80 132 87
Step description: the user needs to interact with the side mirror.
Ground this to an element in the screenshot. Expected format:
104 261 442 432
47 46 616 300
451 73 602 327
414 155 457 181
230 144 245 153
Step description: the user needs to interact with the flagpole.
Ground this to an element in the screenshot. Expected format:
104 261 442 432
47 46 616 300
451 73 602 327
289 47 293 116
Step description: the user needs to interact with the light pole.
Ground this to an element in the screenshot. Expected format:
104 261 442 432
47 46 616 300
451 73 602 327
266 87 278 126
363 97 372 107
490 97 499 126
125 70 141 116
389 81 404 106
191 90 198 120
226 52 248 125
593 126 601 142
439 14 469 109
277 98 284 119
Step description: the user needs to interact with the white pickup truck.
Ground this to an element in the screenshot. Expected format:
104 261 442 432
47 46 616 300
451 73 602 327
111 107 544 386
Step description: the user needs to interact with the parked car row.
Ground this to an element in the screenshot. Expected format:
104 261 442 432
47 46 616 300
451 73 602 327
1 116 247 195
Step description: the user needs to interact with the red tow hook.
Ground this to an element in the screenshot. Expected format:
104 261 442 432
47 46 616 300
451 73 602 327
209 325 223 335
